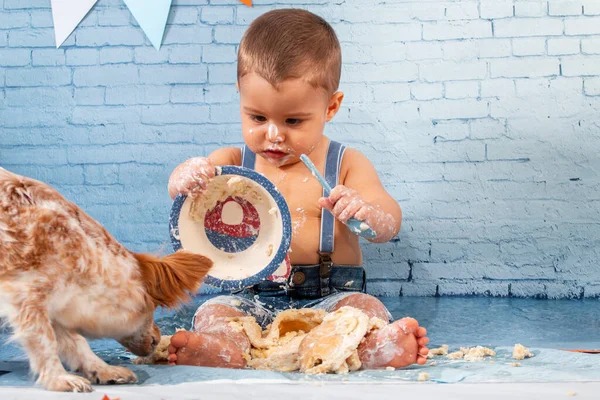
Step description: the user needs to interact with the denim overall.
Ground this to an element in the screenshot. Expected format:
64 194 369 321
240 141 367 300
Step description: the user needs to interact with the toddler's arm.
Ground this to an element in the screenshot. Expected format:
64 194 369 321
318 149 401 243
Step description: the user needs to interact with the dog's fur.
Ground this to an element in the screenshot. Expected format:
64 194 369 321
0 167 212 392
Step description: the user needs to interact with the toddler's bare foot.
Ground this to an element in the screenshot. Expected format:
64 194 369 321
358 317 429 369
167 330 247 369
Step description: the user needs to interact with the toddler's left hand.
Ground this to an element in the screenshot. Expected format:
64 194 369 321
318 185 374 223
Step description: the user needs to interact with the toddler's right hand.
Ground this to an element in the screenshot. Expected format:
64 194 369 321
169 157 216 199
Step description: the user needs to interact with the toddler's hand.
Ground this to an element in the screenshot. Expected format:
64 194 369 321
169 157 216 198
318 185 374 223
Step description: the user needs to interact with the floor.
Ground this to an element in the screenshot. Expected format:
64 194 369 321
1 382 599 400
0 297 598 399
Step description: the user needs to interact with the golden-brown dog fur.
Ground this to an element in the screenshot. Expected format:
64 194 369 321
0 167 212 392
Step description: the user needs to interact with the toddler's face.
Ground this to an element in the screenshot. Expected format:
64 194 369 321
238 73 342 167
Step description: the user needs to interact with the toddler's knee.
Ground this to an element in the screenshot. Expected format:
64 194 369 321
193 296 247 330
333 293 388 321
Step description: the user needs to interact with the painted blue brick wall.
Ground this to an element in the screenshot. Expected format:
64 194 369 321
2 0 600 299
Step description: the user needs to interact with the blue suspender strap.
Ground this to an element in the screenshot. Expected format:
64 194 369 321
319 140 346 253
318 140 346 297
241 145 256 170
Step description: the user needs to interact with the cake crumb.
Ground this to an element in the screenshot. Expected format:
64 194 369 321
418 372 430 382
463 346 496 362
446 346 495 362
510 362 521 367
428 344 449 358
385 366 395 371
447 351 464 360
512 344 534 360
567 392 577 396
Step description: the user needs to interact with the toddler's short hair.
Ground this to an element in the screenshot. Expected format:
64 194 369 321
238 8 342 96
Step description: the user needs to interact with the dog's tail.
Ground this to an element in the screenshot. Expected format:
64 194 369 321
133 251 213 309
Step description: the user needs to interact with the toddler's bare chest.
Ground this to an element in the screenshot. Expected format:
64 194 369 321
262 170 324 220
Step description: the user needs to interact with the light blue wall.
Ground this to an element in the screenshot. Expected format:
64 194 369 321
2 0 600 298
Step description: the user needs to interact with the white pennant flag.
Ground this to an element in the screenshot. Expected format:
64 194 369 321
51 0 98 48
123 0 172 50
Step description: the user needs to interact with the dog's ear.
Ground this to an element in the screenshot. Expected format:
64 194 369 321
134 251 213 309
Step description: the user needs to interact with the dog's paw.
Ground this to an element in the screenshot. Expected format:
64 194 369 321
86 365 138 385
44 373 93 392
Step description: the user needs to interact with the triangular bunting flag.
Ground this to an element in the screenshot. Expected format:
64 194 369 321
51 0 98 48
238 0 253 6
123 0 172 50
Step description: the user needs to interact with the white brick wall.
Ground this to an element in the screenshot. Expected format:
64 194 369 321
512 37 546 55
582 37 600 54
514 1 547 17
3 0 600 298
549 1 583 16
480 1 514 18
583 0 600 14
548 38 580 55
584 77 600 95
494 18 563 37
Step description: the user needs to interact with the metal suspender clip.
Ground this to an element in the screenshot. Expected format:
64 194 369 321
318 251 333 297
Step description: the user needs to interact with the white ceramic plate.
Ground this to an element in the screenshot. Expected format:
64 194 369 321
169 166 292 290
